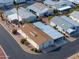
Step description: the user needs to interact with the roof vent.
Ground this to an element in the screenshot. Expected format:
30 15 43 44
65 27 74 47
30 31 37 37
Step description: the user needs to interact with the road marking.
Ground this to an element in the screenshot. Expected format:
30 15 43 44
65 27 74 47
0 45 9 59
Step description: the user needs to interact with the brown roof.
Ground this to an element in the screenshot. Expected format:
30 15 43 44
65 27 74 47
21 23 52 45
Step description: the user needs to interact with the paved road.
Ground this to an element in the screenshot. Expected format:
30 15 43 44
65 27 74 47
0 25 79 59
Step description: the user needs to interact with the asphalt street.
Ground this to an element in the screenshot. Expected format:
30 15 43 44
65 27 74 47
0 25 79 59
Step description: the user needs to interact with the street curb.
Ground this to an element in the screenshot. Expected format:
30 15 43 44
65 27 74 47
0 22 41 55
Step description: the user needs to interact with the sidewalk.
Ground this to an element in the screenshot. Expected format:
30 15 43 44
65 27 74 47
67 52 79 59
0 18 40 55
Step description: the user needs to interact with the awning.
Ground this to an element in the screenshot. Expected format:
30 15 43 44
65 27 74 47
58 6 71 11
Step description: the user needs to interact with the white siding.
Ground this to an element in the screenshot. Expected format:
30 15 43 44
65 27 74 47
15 0 26 3
70 16 77 21
70 16 79 23
56 25 63 32
39 39 54 49
40 39 54 49
50 22 56 26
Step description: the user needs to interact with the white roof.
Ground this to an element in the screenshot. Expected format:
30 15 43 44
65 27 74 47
67 28 75 34
8 13 22 21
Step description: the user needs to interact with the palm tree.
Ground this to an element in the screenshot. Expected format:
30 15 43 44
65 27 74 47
0 10 4 21
53 9 59 15
13 0 20 26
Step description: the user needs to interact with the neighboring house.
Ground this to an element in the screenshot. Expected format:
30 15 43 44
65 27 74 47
44 0 59 7
68 0 79 4
18 23 53 50
0 0 13 8
0 0 27 8
33 22 67 48
26 2 52 16
50 16 79 36
44 0 74 11
69 11 79 23
4 7 36 24
14 0 26 4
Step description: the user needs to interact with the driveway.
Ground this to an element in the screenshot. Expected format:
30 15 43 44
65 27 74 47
0 25 79 59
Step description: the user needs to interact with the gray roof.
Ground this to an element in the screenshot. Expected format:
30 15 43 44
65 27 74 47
0 0 26 7
4 7 36 19
51 16 79 30
0 0 26 4
44 0 74 11
26 2 49 14
54 1 73 9
33 22 64 40
70 11 79 20
44 0 59 6
68 0 79 4
44 0 73 7
0 0 13 3
4 10 14 16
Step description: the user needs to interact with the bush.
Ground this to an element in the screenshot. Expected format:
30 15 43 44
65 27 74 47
53 26 56 29
20 38 26 44
48 16 53 20
12 29 17 35
53 9 59 15
31 48 41 53
20 38 29 45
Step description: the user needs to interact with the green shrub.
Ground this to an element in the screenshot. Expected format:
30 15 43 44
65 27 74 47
20 38 29 45
12 29 17 35
48 16 53 20
53 26 56 29
24 41 29 45
31 48 41 53
20 38 26 44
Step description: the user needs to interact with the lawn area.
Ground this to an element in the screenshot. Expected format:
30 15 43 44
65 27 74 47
48 16 54 21
60 4 79 16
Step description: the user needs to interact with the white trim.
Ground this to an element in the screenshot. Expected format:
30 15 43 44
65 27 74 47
58 6 71 11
